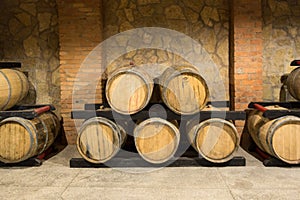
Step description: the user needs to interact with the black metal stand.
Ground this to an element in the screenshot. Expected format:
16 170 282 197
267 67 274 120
71 102 247 168
70 156 246 168
290 60 300 66
0 104 55 120
72 101 246 121
248 101 300 119
0 158 42 167
0 62 21 69
263 157 300 167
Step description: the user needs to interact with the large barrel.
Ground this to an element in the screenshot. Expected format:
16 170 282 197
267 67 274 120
286 67 300 100
77 117 126 163
247 106 300 164
0 111 60 163
134 118 180 164
105 66 153 114
0 69 29 110
159 65 209 115
187 118 239 163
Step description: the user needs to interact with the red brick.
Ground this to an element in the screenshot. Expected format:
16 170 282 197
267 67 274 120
57 0 103 144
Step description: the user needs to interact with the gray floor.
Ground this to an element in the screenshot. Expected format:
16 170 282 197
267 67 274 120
0 146 299 200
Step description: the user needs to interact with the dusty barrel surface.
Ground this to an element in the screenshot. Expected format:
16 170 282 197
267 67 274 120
0 112 60 163
0 69 29 110
105 67 153 114
287 67 300 100
77 117 126 163
187 118 239 163
134 118 180 164
247 106 300 164
159 65 209 115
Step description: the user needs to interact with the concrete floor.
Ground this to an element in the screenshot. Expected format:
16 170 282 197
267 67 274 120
0 146 299 200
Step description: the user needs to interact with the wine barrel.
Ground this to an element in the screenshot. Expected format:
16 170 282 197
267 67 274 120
134 118 180 164
159 65 209 115
105 66 153 114
287 67 300 100
187 118 239 163
247 106 300 164
247 106 287 151
0 111 60 163
0 69 29 110
77 117 126 163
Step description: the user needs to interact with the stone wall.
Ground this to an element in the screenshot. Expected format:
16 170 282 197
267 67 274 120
262 0 300 101
0 0 60 114
103 0 230 100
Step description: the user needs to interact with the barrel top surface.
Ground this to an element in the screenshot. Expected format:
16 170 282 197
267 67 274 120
77 120 120 163
271 118 300 163
135 118 180 163
162 72 208 114
106 72 151 114
195 120 238 162
0 121 32 162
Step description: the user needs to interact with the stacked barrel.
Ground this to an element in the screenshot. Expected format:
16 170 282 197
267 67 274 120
77 65 240 164
0 69 29 111
0 68 61 164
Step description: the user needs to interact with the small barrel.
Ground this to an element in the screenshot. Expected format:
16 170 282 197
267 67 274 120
159 65 209 115
286 67 300 100
0 111 60 163
0 69 29 110
187 118 239 163
134 118 180 164
247 106 300 164
105 66 153 114
77 117 126 163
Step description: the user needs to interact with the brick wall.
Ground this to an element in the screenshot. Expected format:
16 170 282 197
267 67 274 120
57 0 103 144
230 0 263 132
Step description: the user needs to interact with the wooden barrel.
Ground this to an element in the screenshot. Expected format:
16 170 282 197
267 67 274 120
0 69 29 110
159 65 209 115
77 117 126 163
105 66 153 114
134 118 180 164
0 111 60 163
286 67 300 100
247 106 300 164
187 118 239 163
247 106 287 151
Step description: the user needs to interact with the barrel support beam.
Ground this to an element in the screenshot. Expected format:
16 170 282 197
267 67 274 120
69 156 246 168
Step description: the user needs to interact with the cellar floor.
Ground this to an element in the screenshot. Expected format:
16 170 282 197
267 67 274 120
0 145 299 200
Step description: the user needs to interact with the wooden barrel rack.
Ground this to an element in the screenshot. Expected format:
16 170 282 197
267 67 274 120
242 101 300 167
0 104 56 167
70 101 247 168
